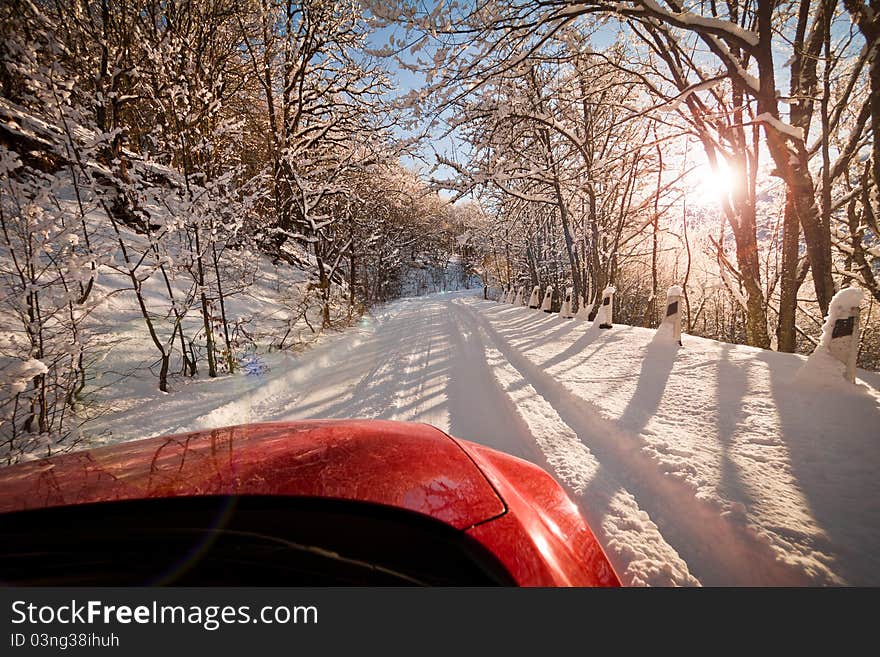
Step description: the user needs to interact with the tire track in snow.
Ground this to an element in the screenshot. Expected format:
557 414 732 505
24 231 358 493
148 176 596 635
388 302 438 418
289 300 427 420
442 307 545 464
185 300 415 427
455 298 810 586
321 321 417 419
447 301 697 586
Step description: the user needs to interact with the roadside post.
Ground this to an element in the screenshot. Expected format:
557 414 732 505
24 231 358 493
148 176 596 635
528 285 541 309
662 285 683 345
797 287 863 385
541 287 553 313
598 285 615 329
826 288 863 383
561 287 574 319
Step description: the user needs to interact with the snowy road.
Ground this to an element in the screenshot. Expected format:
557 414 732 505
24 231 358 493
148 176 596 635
90 291 880 586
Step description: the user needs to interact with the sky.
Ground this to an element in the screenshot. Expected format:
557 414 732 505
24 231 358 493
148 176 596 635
365 20 447 176
362 4 862 211
365 9 622 186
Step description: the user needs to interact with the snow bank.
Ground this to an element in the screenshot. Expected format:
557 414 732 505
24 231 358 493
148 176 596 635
794 347 852 391
479 300 880 585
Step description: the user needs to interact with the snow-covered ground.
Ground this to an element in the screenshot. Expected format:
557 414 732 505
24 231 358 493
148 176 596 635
82 290 880 586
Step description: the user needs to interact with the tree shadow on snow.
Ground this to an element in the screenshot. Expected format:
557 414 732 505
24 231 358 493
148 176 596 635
615 332 679 436
714 344 759 519
536 321 605 371
754 351 880 585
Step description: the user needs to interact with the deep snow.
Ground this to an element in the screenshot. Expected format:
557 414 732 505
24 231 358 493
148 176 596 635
81 290 880 586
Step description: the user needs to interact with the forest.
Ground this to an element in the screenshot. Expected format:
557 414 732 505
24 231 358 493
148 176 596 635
1 0 878 460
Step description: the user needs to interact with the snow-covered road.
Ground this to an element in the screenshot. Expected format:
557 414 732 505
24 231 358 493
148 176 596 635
89 291 880 586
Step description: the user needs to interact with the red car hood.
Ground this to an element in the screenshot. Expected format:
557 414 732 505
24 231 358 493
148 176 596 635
0 420 506 530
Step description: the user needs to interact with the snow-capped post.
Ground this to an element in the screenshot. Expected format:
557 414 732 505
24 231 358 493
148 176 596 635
541 286 553 313
598 285 615 329
800 287 863 384
575 298 592 320
508 287 517 304
514 286 524 306
661 284 683 346
561 287 574 319
528 285 541 309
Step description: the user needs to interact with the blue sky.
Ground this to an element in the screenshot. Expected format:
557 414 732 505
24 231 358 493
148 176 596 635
364 10 636 189
362 6 860 202
365 19 444 175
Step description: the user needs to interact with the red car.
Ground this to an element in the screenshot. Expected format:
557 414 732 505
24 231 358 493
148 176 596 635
0 420 620 587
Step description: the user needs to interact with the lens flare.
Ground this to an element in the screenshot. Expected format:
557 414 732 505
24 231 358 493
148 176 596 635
690 158 737 206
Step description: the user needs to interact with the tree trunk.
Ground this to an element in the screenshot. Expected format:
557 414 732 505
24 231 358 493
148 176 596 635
756 0 834 314
776 193 801 351
212 241 235 373
193 226 217 378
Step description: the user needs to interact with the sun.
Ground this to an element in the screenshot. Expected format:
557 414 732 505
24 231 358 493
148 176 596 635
690 157 737 206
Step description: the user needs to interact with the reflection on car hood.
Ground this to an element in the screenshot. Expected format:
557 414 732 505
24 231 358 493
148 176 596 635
0 420 507 530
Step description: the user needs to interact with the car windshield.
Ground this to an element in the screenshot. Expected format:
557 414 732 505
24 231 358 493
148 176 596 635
1 0 879 588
